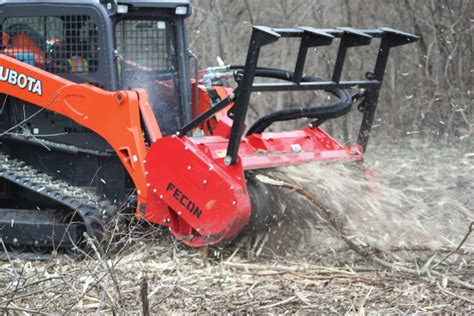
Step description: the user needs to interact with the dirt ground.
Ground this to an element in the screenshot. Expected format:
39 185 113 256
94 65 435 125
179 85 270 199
0 135 473 314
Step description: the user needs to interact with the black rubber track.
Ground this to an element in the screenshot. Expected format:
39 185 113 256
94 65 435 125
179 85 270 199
0 152 117 259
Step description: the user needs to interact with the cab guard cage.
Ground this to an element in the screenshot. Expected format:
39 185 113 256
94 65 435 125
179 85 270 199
181 26 418 165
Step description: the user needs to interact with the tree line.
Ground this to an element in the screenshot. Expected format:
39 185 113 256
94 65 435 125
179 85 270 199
188 0 472 144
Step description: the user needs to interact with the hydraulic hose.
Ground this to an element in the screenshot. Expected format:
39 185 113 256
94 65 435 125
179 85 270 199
227 66 353 135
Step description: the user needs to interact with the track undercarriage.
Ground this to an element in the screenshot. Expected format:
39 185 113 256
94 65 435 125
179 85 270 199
0 152 117 259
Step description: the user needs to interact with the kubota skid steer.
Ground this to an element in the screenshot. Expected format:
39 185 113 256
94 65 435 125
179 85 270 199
0 0 417 258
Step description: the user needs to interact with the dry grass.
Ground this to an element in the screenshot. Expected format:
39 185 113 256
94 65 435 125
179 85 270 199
0 137 473 314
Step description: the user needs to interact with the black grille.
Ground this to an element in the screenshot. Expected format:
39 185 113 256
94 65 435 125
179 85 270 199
115 20 176 72
1 16 99 74
114 19 182 135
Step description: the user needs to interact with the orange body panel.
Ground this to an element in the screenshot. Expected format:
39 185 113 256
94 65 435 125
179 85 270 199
0 55 161 214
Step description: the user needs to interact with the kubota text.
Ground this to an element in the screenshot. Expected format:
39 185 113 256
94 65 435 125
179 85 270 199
0 66 43 96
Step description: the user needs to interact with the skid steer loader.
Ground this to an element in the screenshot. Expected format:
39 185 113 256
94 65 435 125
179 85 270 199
0 0 417 258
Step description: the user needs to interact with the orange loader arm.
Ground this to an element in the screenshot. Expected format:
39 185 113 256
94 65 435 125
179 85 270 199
0 55 162 215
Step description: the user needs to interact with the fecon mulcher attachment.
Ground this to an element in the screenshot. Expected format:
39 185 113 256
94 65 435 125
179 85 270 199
0 0 418 256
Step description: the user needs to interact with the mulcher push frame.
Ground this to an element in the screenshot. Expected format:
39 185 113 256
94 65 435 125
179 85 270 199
182 26 418 164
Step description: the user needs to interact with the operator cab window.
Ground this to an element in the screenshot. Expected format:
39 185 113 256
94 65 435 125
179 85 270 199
115 19 181 135
115 20 177 73
1 16 99 74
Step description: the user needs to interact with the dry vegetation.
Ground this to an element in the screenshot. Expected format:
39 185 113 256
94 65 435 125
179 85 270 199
0 138 472 313
1 0 473 314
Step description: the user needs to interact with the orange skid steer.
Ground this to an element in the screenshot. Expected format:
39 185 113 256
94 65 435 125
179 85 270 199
0 0 417 257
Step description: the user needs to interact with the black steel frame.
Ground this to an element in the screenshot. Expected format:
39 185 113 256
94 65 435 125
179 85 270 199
184 26 417 165
112 11 192 129
228 26 418 164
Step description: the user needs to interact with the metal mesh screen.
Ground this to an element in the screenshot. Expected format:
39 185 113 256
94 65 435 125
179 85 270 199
1 16 99 74
114 19 182 135
115 20 175 72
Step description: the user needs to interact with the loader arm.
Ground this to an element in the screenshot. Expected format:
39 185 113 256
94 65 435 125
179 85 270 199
0 54 161 214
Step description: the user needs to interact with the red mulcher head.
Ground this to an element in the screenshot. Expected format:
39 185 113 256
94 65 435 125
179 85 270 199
145 26 418 246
